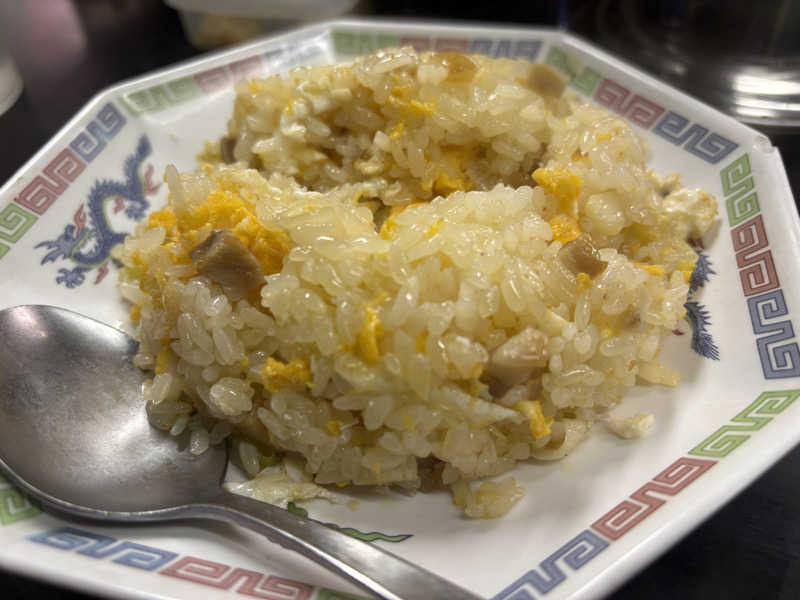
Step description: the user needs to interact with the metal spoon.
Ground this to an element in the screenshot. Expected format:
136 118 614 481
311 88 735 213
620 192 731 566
0 305 482 600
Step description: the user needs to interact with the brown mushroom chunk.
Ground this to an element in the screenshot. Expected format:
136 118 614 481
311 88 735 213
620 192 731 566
235 409 273 448
527 63 569 98
431 52 478 84
190 229 264 295
559 234 607 277
487 327 549 386
220 136 236 164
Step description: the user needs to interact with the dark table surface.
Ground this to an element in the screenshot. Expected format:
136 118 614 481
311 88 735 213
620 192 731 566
1 2 799 599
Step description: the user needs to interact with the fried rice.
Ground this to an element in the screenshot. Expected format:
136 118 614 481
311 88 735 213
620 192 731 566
115 47 717 518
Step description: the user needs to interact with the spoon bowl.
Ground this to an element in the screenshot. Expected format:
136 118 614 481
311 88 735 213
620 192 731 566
0 305 227 514
0 305 482 600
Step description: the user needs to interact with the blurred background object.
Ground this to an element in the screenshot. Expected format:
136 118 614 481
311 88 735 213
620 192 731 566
0 37 22 115
164 0 360 49
569 0 800 133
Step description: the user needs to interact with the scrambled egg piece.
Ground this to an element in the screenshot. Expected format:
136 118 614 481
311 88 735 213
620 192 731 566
576 272 592 290
661 188 718 239
325 419 342 436
261 357 312 393
154 347 172 375
130 304 141 323
634 263 666 277
533 167 582 215
514 400 551 439
148 207 178 233
358 304 384 364
379 204 422 241
379 216 398 241
401 414 416 431
389 121 405 140
387 86 436 116
433 171 469 196
548 214 582 244
425 219 444 238
677 257 698 283
429 148 471 196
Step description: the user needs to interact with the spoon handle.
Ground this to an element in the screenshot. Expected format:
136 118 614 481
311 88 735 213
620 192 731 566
190 491 483 600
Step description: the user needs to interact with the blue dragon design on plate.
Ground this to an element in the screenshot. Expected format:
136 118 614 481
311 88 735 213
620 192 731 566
678 245 720 360
36 135 160 287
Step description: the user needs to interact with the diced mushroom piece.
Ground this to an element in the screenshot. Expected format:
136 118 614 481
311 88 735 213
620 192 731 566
190 229 264 295
527 63 569 98
558 233 607 277
220 136 236 164
431 52 478 83
487 327 549 386
235 409 273 448
417 457 445 492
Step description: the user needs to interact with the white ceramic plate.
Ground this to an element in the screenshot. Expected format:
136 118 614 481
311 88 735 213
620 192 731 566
1 19 799 600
